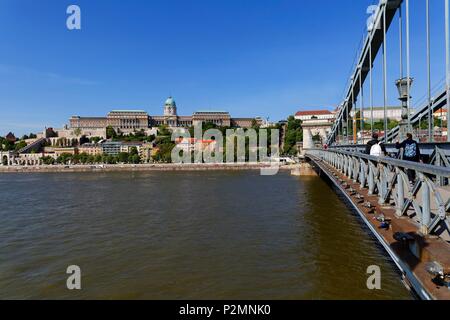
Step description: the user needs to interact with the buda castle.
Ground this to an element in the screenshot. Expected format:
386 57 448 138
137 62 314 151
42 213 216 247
69 97 262 134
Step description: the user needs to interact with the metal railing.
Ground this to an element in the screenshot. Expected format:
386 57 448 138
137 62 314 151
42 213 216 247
16 137 47 154
306 149 450 241
329 143 450 169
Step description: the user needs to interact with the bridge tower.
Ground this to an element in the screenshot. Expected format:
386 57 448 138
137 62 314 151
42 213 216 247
301 119 333 154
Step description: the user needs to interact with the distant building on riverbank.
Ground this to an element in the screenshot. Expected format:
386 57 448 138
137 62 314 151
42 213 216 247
69 97 262 135
295 110 336 122
349 106 403 121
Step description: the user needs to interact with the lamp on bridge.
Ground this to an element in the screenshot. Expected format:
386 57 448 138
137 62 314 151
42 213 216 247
395 77 414 141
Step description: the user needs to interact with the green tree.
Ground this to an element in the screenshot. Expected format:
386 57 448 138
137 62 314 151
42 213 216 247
86 155 95 164
14 140 27 151
79 153 89 164
0 137 14 151
94 155 102 163
72 154 80 164
130 154 141 164
283 116 302 156
129 147 139 156
106 126 117 139
118 152 129 163
41 156 55 165
101 154 109 164
57 153 73 164
106 155 117 164
90 136 102 143
158 125 171 137
73 128 82 137
152 142 175 163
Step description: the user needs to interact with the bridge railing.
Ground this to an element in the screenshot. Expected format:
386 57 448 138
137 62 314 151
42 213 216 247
306 149 450 241
330 143 450 169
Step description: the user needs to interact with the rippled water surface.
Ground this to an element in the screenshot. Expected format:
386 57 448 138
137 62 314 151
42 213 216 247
0 171 412 299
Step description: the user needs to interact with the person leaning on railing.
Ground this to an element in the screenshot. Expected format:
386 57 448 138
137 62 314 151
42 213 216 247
365 133 387 157
395 133 421 183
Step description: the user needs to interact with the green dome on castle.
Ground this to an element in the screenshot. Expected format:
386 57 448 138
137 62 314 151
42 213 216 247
165 97 176 107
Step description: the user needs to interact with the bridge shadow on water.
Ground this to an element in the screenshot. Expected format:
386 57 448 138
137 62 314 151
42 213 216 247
298 175 413 300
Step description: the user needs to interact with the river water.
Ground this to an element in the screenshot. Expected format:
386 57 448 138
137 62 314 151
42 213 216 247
0 171 412 299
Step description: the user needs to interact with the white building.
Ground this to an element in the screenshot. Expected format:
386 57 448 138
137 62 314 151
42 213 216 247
295 110 336 121
350 106 403 121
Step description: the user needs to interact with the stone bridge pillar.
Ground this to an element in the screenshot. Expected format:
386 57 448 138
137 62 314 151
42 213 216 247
303 128 314 150
301 119 333 155
319 128 328 141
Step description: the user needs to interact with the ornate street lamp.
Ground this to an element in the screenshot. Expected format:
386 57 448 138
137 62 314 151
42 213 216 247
395 77 414 141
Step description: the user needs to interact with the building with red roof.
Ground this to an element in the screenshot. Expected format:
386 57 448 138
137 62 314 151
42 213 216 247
294 110 336 121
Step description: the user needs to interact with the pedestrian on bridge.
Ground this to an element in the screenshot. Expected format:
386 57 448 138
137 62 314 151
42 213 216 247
365 133 386 157
396 133 421 183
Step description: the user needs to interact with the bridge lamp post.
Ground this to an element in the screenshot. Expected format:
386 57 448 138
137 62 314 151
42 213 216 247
395 77 414 141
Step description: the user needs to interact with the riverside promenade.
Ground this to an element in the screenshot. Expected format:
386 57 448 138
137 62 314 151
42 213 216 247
0 163 301 173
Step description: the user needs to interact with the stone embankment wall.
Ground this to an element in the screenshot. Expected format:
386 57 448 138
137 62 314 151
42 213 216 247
289 162 317 176
0 163 295 173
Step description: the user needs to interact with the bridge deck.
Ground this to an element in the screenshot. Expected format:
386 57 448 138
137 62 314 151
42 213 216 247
308 155 450 300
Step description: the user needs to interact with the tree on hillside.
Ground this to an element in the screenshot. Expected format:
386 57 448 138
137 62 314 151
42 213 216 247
118 152 129 163
158 125 171 137
283 116 302 156
106 126 117 139
73 128 82 137
14 140 27 151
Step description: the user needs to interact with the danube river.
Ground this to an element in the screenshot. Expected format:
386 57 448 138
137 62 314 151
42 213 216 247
0 171 412 299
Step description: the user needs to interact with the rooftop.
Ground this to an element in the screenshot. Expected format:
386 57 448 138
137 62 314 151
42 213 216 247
295 110 334 116
71 116 107 120
193 110 230 116
194 110 230 114
109 110 148 114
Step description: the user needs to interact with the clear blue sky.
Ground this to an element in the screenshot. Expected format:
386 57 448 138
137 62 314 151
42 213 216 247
0 0 447 135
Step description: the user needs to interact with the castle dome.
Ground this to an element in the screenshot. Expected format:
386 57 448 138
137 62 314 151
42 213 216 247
165 97 176 107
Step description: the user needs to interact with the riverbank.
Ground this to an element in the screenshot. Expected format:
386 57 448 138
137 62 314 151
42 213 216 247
0 163 298 173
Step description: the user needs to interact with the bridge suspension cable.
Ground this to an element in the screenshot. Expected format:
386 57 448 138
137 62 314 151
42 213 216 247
446 0 450 141
426 0 432 142
327 0 450 147
326 0 401 146
406 0 411 131
383 4 388 140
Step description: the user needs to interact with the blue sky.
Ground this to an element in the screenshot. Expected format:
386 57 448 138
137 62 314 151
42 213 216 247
0 0 447 135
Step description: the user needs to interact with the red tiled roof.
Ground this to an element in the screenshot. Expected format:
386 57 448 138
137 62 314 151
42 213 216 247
295 110 333 116
175 138 215 144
